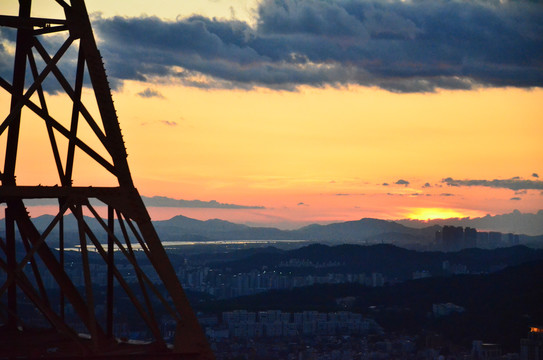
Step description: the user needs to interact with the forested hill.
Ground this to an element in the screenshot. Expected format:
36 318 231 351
206 243 543 279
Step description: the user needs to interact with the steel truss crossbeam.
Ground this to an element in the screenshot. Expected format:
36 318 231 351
0 1 213 358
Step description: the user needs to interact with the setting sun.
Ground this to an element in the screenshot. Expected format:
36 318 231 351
405 208 484 221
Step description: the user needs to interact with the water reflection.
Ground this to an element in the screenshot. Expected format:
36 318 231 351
59 239 310 252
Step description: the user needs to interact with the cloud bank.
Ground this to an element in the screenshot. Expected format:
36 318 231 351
21 196 264 209
1 0 542 93
141 196 265 209
88 0 543 92
443 177 543 191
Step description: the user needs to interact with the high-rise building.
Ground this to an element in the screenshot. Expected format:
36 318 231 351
464 227 477 248
521 327 543 360
439 226 478 251
442 226 465 251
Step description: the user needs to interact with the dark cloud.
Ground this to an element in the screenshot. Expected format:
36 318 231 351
422 182 431 188
395 179 410 186
0 26 123 93
533 173 540 178
84 0 543 92
440 193 455 197
297 202 308 206
2 1 541 93
382 182 389 186
0 28 16 81
137 88 164 98
142 196 264 209
510 197 522 201
442 177 543 191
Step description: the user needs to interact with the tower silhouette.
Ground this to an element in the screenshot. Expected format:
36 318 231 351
0 1 213 358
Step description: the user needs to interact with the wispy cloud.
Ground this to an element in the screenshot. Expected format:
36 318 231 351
137 88 164 98
333 193 364 196
160 120 178 126
443 177 543 191
140 120 178 126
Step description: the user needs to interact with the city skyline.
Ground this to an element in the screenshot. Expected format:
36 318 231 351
0 0 541 228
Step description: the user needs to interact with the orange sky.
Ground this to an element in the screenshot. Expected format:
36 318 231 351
1 1 542 228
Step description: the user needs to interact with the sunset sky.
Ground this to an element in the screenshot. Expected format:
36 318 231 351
0 0 542 228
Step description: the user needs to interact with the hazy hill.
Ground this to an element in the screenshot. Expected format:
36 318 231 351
292 218 439 243
152 215 292 241
206 243 543 279
155 215 249 233
153 216 440 245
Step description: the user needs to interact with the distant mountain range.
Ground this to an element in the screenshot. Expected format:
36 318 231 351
153 215 440 247
145 212 543 248
2 210 542 248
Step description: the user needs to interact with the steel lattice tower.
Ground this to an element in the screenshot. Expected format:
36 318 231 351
0 1 214 358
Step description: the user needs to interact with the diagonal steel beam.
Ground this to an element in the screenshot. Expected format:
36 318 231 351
0 35 74 143
0 200 69 298
3 0 31 186
0 79 117 175
26 49 65 180
72 203 167 347
65 46 86 185
0 258 91 355
32 38 110 150
5 199 108 343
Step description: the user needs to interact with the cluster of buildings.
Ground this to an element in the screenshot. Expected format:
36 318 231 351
435 226 520 251
177 266 387 298
432 303 466 317
209 333 418 360
205 310 381 340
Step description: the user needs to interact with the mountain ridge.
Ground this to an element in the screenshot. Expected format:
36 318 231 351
2 211 542 248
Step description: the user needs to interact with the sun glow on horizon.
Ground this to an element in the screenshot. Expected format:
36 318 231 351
405 208 485 221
